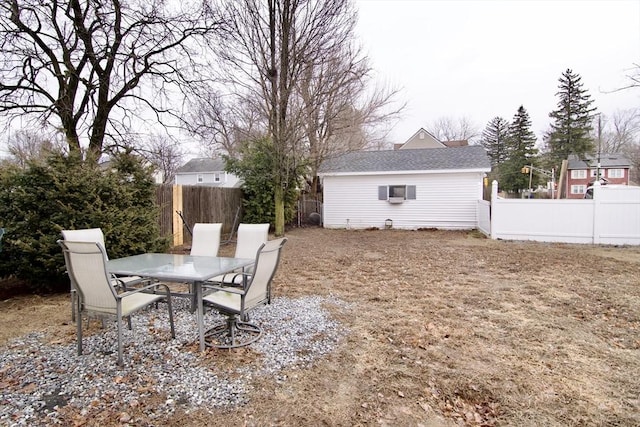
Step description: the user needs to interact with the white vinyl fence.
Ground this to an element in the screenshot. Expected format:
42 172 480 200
478 181 640 245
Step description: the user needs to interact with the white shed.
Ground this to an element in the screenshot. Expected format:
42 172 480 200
318 146 491 230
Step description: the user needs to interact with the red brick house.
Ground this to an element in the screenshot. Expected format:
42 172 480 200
565 153 631 199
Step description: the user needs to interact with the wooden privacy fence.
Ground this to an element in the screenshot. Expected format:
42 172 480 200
155 185 243 246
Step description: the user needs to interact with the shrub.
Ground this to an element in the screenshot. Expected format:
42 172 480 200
0 151 168 292
225 137 304 226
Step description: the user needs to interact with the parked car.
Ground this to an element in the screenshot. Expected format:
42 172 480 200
584 184 640 199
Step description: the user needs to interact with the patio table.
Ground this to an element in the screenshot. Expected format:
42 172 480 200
108 253 253 351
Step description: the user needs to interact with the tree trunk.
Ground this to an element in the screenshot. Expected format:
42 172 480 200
274 184 285 237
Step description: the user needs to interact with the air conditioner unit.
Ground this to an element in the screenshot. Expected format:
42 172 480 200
388 197 404 204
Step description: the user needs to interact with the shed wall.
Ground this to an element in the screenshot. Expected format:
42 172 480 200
322 172 484 229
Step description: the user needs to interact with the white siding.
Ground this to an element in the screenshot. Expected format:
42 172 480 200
175 172 241 188
322 172 484 229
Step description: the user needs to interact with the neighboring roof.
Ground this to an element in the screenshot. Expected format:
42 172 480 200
394 128 469 150
318 146 491 175
567 153 631 169
442 139 469 148
395 128 445 150
175 158 226 174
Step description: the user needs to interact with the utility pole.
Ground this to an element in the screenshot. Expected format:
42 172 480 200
522 164 556 198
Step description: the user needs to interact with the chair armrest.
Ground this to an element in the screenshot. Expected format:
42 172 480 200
202 283 245 295
209 272 249 286
112 275 151 292
118 282 171 298
225 272 249 287
116 275 150 287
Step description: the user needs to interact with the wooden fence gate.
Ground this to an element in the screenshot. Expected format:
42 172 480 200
156 185 243 246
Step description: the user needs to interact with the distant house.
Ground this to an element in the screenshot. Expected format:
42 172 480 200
565 153 631 199
393 128 468 150
318 146 491 230
174 158 241 187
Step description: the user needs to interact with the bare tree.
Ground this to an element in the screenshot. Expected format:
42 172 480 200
0 0 220 157
428 116 480 143
298 37 404 196
611 63 640 92
603 109 640 185
595 109 640 153
188 87 266 158
624 143 640 184
5 128 66 167
142 134 185 184
213 0 360 236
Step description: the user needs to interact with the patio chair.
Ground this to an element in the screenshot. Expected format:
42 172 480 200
202 237 287 349
190 223 223 257
209 223 269 287
58 240 175 366
61 228 144 322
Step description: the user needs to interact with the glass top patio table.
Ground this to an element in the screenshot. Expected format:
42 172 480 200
107 253 254 351
107 253 253 283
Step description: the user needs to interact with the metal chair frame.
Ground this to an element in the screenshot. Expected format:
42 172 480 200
202 237 287 349
58 240 175 366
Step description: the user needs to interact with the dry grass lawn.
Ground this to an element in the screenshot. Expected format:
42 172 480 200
1 227 639 426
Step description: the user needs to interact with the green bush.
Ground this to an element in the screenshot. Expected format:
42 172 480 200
0 151 168 292
225 137 304 226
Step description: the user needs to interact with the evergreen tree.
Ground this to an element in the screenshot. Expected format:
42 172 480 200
0 151 168 291
545 69 597 167
480 117 510 166
225 138 305 226
508 106 538 160
500 106 539 193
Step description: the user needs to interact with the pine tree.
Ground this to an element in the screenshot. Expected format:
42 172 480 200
508 106 538 160
500 106 539 193
480 117 510 166
545 69 597 167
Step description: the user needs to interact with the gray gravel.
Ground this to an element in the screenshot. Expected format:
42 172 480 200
0 295 351 426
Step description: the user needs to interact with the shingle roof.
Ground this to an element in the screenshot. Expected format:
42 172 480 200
175 158 226 174
567 153 631 169
318 146 491 175
442 139 468 147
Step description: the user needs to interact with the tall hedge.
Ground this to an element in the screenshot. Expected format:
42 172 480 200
0 151 168 292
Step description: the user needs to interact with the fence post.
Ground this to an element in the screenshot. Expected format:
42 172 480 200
592 181 601 244
172 185 183 247
490 180 498 240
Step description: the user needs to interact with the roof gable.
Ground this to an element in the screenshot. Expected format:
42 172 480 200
396 128 445 149
318 146 491 175
176 158 226 174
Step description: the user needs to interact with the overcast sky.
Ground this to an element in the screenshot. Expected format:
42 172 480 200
354 0 640 145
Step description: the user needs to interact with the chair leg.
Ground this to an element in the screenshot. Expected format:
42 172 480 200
117 305 124 366
117 317 123 366
204 314 262 349
228 316 236 343
76 307 83 356
189 282 196 313
127 316 132 330
70 290 76 323
166 290 175 339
